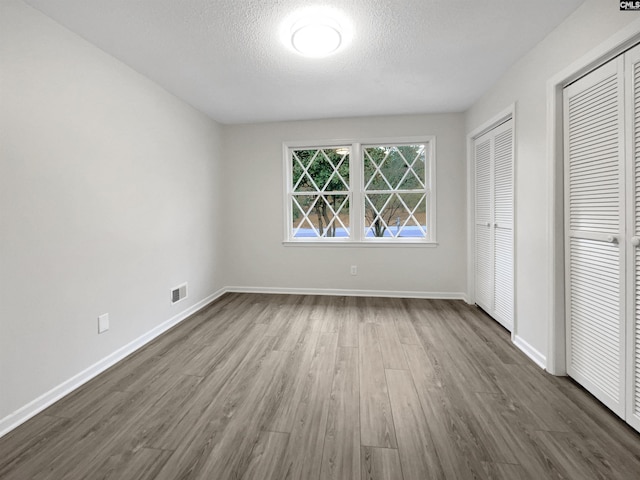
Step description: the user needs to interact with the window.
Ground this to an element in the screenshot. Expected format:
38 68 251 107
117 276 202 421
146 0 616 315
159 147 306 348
284 137 435 244
290 147 351 238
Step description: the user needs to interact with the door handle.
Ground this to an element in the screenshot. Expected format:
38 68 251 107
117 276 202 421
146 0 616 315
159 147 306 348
606 235 619 244
632 236 640 247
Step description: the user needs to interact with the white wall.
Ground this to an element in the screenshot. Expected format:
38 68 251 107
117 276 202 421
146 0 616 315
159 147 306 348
0 0 224 424
466 0 637 365
221 114 467 297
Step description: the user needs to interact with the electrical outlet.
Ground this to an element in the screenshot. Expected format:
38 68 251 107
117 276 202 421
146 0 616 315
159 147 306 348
98 313 109 334
350 265 357 276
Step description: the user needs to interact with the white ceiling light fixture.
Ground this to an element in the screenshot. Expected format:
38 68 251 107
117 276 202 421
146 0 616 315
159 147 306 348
290 16 342 57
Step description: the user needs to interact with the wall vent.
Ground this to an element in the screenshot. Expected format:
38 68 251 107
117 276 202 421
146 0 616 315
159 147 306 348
171 283 188 304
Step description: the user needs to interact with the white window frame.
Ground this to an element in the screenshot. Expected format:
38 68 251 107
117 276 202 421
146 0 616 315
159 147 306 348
283 136 437 246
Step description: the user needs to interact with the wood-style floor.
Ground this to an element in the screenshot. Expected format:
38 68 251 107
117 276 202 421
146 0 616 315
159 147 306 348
1 293 640 479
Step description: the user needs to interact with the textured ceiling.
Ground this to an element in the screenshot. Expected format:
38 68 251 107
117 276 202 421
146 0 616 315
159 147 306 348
25 0 585 124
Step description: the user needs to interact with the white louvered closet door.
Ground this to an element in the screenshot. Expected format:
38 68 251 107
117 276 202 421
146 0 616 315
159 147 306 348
475 134 493 314
474 119 514 332
493 121 514 331
564 55 626 417
626 45 640 432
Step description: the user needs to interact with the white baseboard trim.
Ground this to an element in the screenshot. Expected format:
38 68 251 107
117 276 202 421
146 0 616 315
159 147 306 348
0 288 226 439
513 335 547 369
226 285 468 302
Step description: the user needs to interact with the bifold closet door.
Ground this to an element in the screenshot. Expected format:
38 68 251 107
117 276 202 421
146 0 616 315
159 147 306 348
564 55 626 417
492 121 514 331
474 119 514 332
626 45 640 431
475 133 493 314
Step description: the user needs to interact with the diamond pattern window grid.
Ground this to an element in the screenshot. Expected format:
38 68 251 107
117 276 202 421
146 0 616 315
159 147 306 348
291 148 350 238
363 145 427 238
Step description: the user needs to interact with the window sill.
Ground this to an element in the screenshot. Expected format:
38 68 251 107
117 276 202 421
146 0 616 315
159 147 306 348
282 240 439 248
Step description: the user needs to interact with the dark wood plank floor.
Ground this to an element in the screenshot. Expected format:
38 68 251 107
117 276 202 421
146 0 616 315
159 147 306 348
1 293 640 479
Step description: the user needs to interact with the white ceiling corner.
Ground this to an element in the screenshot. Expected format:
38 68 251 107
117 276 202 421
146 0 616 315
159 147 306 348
23 0 586 124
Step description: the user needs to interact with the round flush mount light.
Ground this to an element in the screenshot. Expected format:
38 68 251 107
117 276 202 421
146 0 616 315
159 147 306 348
291 17 342 57
281 7 351 58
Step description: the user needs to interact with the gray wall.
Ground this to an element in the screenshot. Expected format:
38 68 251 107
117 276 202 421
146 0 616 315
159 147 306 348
221 114 467 297
0 0 224 422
